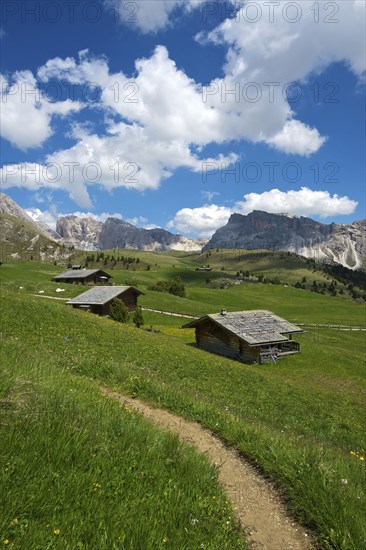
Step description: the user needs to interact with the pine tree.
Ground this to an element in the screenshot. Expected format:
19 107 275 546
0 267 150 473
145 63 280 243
109 299 129 323
133 306 144 328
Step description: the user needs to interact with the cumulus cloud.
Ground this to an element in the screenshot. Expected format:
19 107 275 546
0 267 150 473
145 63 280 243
168 187 358 236
26 207 59 230
105 0 203 33
0 71 83 150
2 47 238 206
236 187 358 218
34 11 364 184
266 120 327 157
168 203 233 237
204 0 365 81
0 126 237 207
2 1 365 204
200 0 365 150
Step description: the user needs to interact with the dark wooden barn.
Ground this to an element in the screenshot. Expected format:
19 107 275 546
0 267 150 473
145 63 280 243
183 310 303 364
52 269 112 285
67 286 144 315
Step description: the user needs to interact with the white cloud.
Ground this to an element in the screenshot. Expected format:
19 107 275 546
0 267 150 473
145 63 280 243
35 45 291 150
168 187 358 236
236 187 358 218
266 120 327 157
168 203 233 237
4 126 235 207
205 1 365 81
105 0 203 33
0 71 83 150
2 0 365 204
3 47 238 206
32 32 334 175
26 207 59 230
38 50 109 85
199 0 365 151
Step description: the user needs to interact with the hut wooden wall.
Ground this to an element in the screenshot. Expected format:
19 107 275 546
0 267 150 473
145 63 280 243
117 288 139 310
195 319 259 363
102 289 139 315
195 321 246 362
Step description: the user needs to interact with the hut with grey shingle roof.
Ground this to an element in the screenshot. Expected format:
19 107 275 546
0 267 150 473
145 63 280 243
182 310 303 364
67 286 144 315
52 269 111 285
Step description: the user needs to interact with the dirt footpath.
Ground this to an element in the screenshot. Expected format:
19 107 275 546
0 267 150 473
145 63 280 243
102 388 314 550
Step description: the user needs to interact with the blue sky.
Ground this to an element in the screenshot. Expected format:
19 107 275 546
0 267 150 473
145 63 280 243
0 0 365 236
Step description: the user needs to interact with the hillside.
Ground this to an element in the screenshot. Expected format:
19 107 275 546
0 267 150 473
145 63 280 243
68 248 366 306
0 261 365 549
0 192 60 241
0 213 68 262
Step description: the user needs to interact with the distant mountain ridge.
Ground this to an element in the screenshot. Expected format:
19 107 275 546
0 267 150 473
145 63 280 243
204 211 366 270
0 193 207 252
1 193 365 268
56 215 208 252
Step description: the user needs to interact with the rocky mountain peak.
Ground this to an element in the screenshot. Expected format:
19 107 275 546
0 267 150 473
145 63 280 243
0 192 61 241
205 211 365 270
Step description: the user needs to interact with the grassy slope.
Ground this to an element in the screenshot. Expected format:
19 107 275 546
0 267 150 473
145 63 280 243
139 284 366 325
2 260 363 325
1 272 365 549
0 313 244 549
0 214 58 261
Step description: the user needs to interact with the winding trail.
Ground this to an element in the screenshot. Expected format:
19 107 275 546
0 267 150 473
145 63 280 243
101 387 314 550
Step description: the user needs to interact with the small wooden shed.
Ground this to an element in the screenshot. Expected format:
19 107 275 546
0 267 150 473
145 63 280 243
183 310 303 364
67 286 144 315
52 269 111 285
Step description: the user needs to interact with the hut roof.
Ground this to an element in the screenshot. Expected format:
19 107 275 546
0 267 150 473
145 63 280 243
182 310 303 346
53 269 111 280
67 286 144 306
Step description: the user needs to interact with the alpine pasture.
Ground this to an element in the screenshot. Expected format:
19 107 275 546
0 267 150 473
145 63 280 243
1 253 365 549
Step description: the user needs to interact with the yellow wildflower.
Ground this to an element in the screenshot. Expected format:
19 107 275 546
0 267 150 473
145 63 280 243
54 529 61 535
3 541 9 546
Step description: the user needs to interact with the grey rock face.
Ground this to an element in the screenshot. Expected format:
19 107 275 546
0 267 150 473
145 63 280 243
205 211 365 269
57 215 207 252
56 216 103 250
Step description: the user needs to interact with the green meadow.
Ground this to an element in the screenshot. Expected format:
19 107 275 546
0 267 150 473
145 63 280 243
1 257 365 549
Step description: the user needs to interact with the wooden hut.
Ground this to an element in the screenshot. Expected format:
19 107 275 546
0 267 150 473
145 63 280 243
67 286 144 315
182 310 303 364
52 269 111 285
